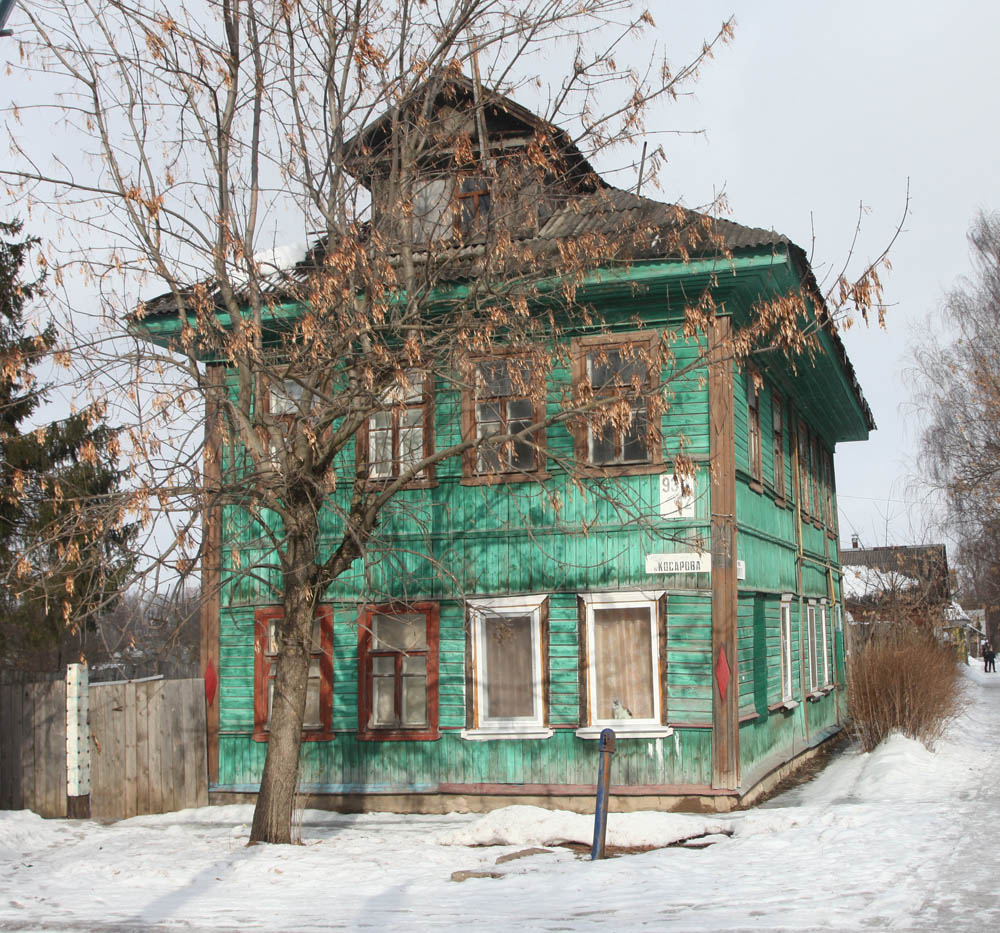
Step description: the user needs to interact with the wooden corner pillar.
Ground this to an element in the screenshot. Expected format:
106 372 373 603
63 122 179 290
200 364 223 785
708 317 740 791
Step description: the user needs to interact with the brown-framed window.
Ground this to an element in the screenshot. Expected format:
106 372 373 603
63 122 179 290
746 369 762 483
797 420 811 515
772 391 785 498
253 606 334 742
463 358 545 479
810 435 822 522
358 603 439 741
572 334 661 471
359 372 434 484
824 449 836 530
456 177 491 233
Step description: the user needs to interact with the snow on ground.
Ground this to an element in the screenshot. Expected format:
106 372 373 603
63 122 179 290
2 665 1000 932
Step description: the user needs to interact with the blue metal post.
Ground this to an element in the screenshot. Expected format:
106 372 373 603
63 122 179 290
591 727 616 860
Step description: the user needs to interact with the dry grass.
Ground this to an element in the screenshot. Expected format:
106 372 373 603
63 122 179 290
847 623 963 753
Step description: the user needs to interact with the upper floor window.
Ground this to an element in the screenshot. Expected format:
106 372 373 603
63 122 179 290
797 420 811 515
357 603 439 741
253 606 333 742
464 358 545 479
363 372 433 483
746 369 762 483
824 449 835 529
772 392 785 498
572 335 661 471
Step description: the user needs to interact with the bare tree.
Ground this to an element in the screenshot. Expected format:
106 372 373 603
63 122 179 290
911 211 1000 643
5 0 892 842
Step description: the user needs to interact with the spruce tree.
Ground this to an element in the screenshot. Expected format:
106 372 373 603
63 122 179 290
0 219 135 668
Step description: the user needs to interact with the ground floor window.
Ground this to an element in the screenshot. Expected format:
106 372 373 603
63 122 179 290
577 591 670 738
806 602 819 693
821 603 832 686
253 606 333 741
463 595 551 739
358 603 439 741
780 597 795 702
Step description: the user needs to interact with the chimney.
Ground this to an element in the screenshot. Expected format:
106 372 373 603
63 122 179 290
851 534 859 549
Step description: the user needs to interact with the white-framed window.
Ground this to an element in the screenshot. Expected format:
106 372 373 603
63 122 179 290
807 601 818 693
821 602 831 687
463 594 551 740
576 591 671 739
780 595 795 702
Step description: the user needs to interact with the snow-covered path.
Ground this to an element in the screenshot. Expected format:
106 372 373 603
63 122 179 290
2 666 999 932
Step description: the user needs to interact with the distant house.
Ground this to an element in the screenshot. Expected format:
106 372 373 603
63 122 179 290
140 78 874 812
841 543 965 646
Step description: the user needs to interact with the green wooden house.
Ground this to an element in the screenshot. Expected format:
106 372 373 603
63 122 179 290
145 80 873 812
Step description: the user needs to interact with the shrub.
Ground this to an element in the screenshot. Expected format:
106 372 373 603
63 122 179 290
847 623 963 752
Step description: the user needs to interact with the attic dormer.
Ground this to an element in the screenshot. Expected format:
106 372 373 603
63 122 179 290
346 75 604 245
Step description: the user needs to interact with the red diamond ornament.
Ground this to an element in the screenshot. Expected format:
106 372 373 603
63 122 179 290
204 660 218 707
715 648 731 701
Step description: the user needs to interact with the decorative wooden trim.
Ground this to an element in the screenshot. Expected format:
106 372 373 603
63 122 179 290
708 318 740 791
357 602 440 742
434 781 736 797
576 596 588 727
745 365 763 482
657 593 669 726
252 606 334 743
464 605 476 730
748 480 764 495
200 364 223 783
540 597 551 728
569 330 663 472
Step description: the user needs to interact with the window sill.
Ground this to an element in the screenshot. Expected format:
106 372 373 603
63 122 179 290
357 728 441 742
460 471 550 487
461 727 553 741
809 685 836 700
575 461 665 478
768 700 798 713
575 725 674 740
252 730 335 743
748 479 764 495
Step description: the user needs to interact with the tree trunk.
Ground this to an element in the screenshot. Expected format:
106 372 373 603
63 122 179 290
249 514 320 844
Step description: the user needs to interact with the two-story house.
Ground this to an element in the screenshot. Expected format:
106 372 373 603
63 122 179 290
140 77 873 813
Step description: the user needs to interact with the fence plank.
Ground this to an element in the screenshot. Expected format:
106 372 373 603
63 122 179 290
88 683 111 820
38 682 67 818
186 679 209 808
19 684 35 812
124 681 138 819
135 681 151 815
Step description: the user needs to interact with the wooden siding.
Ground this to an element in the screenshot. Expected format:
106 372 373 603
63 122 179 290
210 304 855 795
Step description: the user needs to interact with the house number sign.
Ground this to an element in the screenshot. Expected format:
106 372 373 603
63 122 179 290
659 473 695 519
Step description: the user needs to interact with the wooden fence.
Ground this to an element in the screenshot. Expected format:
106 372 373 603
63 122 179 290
0 676 208 820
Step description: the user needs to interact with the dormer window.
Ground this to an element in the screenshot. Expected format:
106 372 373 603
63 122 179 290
457 177 490 232
412 178 452 242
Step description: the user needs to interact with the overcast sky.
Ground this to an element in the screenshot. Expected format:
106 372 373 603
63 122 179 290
607 0 1000 549
5 0 997 554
